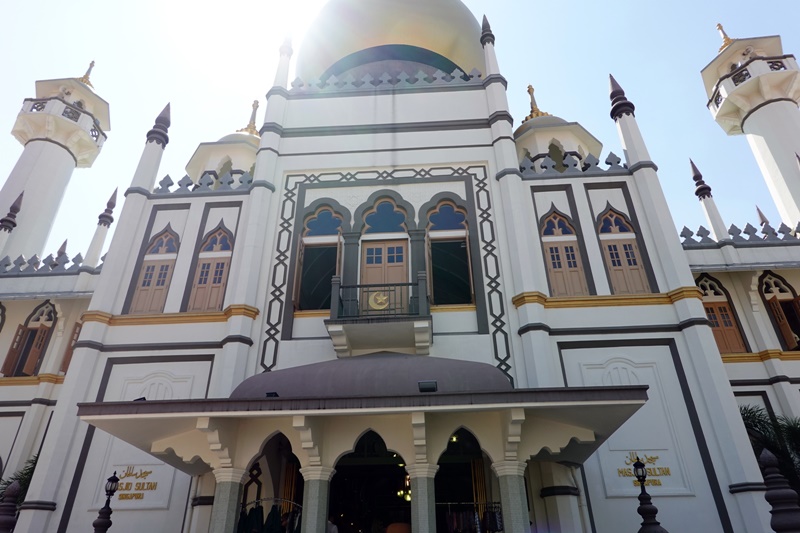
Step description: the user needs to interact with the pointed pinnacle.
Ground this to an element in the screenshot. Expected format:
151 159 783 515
609 74 635 121
756 206 769 227
107 188 118 210
280 37 293 57
690 158 712 201
480 15 495 47
156 103 171 128
10 192 23 214
58 240 68 255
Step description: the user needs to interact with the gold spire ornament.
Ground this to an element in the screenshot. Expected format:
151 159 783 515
237 100 260 136
716 23 734 53
77 60 95 88
522 85 551 123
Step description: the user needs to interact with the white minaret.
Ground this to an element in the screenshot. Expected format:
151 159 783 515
0 62 110 258
702 25 800 225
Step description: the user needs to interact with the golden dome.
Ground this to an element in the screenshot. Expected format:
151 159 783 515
295 0 486 82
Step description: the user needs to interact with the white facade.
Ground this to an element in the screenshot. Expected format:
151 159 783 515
0 2 798 533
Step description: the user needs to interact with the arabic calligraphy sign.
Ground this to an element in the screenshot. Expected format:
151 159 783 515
617 451 672 487
111 463 174 509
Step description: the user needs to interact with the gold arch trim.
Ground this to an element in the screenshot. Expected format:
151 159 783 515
82 305 260 326
512 287 703 309
0 374 64 386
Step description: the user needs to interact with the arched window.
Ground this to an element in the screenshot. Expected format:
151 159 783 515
697 274 747 354
540 211 589 297
760 272 800 351
598 209 650 295
2 301 56 377
130 227 180 314
427 202 473 305
187 226 234 312
293 208 344 311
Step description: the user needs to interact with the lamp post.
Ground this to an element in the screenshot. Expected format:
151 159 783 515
92 471 119 533
633 457 669 533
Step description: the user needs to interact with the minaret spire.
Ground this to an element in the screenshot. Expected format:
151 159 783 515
237 100 260 137
146 103 171 147
98 188 117 227
691 160 728 240
691 159 712 200
77 60 95 88
0 192 23 257
716 23 734 53
757 206 770 227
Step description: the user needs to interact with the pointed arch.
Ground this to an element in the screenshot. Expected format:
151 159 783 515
130 225 181 314
759 270 800 350
2 300 57 377
696 273 749 354
187 223 235 312
596 206 650 295
539 206 589 297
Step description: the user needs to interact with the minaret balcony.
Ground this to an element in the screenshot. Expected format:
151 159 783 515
708 54 800 134
324 272 432 357
12 97 107 166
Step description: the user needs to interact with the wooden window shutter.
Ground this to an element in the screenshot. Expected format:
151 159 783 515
768 297 797 349
22 325 50 376
206 257 231 311
2 325 27 376
424 232 434 305
60 322 83 373
292 240 305 311
188 259 213 312
336 236 344 277
148 260 174 313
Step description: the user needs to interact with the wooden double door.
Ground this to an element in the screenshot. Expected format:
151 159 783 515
360 240 408 314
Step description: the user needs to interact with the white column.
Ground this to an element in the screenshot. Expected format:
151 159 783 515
300 466 335 533
539 463 584 533
210 468 246 533
491 461 529 533
405 464 438 533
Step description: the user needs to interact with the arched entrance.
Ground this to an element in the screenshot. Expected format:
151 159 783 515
331 430 411 532
435 428 503 533
239 433 304 532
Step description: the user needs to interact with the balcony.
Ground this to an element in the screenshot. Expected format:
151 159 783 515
324 272 432 357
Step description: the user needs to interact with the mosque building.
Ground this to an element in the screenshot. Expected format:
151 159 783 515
0 0 799 532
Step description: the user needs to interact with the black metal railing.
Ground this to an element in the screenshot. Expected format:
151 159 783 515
330 272 429 319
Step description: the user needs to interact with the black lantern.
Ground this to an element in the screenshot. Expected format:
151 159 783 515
105 471 120 499
632 457 669 533
93 471 119 533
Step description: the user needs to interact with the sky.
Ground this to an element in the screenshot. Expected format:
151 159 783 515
0 0 799 258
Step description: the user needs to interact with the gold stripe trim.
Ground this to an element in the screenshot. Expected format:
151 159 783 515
294 310 330 318
431 304 477 313
82 305 260 326
512 287 703 309
721 350 800 363
0 374 64 385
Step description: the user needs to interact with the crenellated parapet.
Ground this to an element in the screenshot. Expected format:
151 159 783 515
151 171 257 196
288 68 483 96
519 151 631 179
680 222 800 248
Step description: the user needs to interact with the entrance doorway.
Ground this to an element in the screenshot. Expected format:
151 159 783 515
330 431 411 533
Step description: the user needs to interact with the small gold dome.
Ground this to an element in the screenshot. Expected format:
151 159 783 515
295 0 486 82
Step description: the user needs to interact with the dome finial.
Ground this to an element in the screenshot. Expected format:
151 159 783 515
522 85 551 123
77 60 96 88
716 23 734 53
237 100 261 137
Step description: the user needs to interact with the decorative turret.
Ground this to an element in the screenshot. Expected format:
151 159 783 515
691 160 728 240
480 15 495 47
0 62 110 258
701 25 800 225
83 189 117 269
0 193 23 256
185 101 260 183
130 104 171 191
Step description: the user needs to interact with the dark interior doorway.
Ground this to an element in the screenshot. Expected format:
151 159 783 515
330 431 411 533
